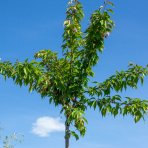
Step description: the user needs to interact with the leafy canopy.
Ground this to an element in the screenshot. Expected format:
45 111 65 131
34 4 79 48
0 0 148 140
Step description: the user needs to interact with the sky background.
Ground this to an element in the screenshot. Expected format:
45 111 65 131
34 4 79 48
0 0 148 148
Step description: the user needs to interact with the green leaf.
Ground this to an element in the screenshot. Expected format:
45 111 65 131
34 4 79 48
107 9 114 13
134 115 141 123
71 131 79 140
107 1 114 6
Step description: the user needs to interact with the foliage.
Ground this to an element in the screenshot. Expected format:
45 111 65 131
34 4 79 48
0 0 148 142
0 131 23 148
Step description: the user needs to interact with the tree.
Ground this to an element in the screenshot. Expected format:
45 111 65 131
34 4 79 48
0 130 23 148
0 0 148 148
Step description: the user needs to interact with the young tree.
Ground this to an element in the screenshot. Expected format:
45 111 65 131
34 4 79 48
0 130 22 148
0 0 148 148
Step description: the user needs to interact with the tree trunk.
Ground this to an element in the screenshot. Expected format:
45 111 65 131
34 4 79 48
65 118 70 148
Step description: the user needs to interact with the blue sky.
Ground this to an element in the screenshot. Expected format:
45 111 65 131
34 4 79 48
0 0 148 148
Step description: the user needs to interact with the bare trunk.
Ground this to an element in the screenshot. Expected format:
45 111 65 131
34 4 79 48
65 118 70 148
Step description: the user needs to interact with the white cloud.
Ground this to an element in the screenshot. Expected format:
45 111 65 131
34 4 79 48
31 116 65 137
